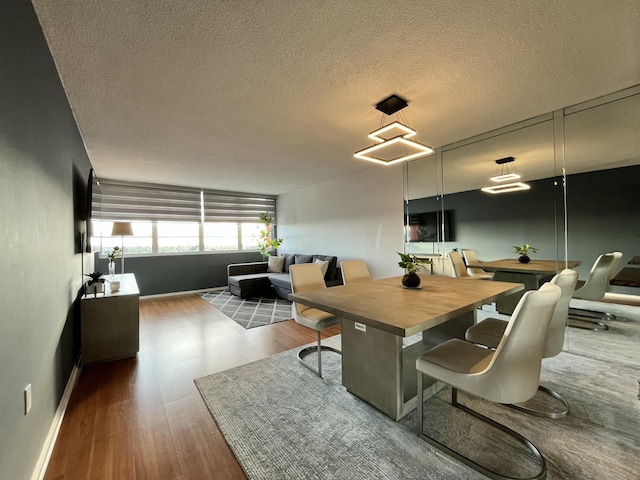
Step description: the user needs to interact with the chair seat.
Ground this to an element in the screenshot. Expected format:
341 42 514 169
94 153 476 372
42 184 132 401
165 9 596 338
464 318 507 349
417 339 494 376
294 307 340 331
469 272 495 280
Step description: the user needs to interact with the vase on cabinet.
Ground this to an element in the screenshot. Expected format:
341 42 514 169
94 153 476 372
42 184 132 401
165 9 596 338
108 261 116 276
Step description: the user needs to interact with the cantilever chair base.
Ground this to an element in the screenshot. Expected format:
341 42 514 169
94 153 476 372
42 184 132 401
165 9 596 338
297 331 341 378
510 385 569 419
568 314 609 331
417 381 547 480
568 307 617 321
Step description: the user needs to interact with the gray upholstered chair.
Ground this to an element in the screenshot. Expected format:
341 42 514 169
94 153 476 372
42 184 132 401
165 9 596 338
290 263 341 377
465 269 578 418
340 259 371 285
448 251 473 278
568 253 618 331
416 282 561 480
462 249 495 279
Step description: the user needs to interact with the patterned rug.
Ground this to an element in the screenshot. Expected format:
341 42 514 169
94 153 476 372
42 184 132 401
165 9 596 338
195 334 640 480
200 290 292 329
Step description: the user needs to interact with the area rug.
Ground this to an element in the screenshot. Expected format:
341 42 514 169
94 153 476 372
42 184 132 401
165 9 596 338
200 290 292 329
195 335 640 480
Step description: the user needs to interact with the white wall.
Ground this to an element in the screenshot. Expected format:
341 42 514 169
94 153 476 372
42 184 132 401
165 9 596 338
277 165 405 279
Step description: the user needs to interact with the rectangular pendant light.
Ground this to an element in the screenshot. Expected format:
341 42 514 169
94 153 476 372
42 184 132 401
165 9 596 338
481 182 531 194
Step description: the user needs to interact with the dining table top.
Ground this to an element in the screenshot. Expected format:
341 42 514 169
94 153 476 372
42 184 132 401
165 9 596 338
466 258 581 275
289 274 523 337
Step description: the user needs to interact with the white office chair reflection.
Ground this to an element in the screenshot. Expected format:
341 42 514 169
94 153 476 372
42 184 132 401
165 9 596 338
462 249 495 279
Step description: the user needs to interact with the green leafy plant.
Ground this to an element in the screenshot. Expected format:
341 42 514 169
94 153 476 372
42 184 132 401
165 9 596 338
397 252 432 274
257 212 283 258
84 272 106 285
513 244 538 256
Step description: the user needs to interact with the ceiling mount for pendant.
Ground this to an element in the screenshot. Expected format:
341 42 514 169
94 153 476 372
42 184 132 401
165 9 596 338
354 94 433 165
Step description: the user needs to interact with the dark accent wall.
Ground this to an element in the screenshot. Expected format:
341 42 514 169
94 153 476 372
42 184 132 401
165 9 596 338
95 251 264 295
0 2 93 479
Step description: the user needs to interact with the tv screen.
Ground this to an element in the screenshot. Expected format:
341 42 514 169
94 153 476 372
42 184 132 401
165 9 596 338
406 210 453 242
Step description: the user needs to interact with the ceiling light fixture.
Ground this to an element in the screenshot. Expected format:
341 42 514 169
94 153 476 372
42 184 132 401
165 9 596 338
354 94 433 165
481 156 531 194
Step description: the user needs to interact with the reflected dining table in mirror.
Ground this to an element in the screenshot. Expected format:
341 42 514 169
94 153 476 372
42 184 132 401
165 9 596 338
289 274 522 421
465 258 581 313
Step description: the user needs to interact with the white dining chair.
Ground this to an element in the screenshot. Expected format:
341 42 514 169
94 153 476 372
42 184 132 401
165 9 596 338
462 250 495 279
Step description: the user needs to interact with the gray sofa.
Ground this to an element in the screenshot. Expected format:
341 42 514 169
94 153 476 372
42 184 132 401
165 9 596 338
227 253 342 299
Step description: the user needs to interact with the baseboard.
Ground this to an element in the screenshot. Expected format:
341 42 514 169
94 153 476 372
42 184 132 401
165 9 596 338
31 361 82 480
141 286 227 299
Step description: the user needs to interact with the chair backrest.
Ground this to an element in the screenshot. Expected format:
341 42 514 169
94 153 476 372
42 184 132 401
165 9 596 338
606 251 623 292
544 269 579 358
462 250 484 275
290 263 327 317
479 283 561 404
449 251 471 278
573 253 616 300
341 260 371 285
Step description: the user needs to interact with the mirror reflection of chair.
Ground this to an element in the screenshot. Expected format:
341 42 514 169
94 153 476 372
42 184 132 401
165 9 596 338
290 263 341 378
568 253 619 331
449 251 473 278
465 269 578 418
462 250 495 279
416 283 561 480
340 260 371 285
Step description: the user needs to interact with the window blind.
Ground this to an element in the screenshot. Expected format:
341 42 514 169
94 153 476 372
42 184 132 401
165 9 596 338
93 179 203 222
92 178 277 224
202 189 276 223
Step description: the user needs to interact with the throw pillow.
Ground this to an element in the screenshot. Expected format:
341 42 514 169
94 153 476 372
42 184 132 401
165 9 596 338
267 255 285 273
281 253 295 273
315 259 329 276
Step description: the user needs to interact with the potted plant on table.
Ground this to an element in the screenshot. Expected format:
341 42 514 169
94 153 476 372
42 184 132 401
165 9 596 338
397 253 432 288
84 271 107 297
514 244 538 264
257 212 283 259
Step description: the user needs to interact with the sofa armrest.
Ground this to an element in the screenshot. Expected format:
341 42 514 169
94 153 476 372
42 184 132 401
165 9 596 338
228 262 268 277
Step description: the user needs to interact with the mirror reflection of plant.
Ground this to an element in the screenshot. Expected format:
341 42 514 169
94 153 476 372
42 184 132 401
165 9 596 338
257 212 283 258
397 252 432 273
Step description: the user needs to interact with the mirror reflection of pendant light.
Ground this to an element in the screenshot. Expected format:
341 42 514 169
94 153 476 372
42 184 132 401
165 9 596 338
481 156 531 194
354 94 433 165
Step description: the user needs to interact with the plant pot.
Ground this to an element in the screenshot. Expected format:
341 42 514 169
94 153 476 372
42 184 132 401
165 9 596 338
402 272 421 288
518 255 531 264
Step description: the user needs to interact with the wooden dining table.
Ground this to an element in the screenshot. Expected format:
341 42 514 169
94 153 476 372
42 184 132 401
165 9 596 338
466 258 580 313
289 274 522 420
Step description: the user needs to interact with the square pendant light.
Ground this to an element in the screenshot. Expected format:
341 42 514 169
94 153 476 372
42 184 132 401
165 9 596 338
354 95 433 165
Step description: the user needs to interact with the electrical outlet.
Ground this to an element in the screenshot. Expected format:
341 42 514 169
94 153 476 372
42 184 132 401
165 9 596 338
24 384 32 415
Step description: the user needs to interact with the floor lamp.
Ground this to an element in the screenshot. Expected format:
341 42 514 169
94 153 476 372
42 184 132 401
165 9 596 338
111 222 133 273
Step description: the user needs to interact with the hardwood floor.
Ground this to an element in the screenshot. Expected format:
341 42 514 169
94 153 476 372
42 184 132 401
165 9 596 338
45 294 341 480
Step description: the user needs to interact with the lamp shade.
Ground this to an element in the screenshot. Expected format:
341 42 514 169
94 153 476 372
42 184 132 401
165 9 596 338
111 222 133 236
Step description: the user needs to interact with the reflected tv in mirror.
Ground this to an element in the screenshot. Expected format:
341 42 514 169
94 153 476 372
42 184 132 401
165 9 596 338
406 210 454 242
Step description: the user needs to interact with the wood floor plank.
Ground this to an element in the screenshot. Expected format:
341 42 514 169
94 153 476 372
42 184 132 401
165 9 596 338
44 293 340 480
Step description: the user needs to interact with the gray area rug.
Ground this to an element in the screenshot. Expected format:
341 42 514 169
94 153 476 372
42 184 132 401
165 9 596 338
195 332 640 480
201 290 292 329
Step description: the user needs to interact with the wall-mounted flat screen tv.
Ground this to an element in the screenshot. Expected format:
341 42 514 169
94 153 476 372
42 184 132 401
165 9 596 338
406 210 454 242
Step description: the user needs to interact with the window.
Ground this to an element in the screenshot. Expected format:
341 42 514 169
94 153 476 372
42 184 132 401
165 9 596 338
91 178 277 256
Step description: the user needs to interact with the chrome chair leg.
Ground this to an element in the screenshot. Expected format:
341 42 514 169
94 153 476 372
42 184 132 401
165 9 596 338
416 374 547 480
569 307 617 321
568 314 609 331
297 331 341 378
510 385 569 419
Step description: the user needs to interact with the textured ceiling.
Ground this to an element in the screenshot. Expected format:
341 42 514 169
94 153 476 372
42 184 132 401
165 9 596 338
32 0 640 195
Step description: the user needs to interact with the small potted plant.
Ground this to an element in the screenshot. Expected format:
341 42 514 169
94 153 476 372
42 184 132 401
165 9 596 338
84 272 107 297
514 244 538 264
397 253 432 288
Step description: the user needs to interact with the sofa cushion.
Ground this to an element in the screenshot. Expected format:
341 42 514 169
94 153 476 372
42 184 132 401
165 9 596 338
228 273 272 285
281 253 295 273
267 255 285 273
268 273 292 289
294 254 314 265
313 254 338 281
